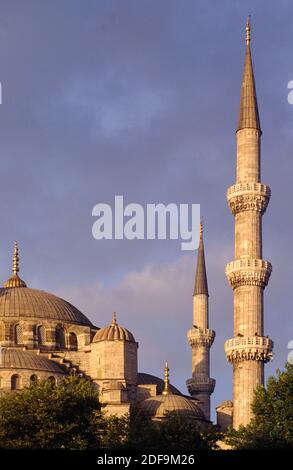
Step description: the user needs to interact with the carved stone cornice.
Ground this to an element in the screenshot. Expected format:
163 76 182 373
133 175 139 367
224 336 273 363
187 328 215 348
225 258 272 289
227 183 271 215
186 377 216 395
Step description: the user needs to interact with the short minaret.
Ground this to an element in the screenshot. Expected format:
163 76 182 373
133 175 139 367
225 18 273 428
186 222 215 421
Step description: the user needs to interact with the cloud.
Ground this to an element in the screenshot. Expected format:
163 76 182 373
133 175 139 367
42 75 171 139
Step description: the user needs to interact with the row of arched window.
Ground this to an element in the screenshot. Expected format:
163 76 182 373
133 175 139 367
1 374 57 390
12 324 78 350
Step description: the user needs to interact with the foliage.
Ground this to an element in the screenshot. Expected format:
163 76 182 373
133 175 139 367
226 362 293 449
101 407 219 450
0 374 219 450
0 374 101 449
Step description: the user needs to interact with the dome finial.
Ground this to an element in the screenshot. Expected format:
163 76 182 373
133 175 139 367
112 311 117 325
3 242 27 288
12 241 19 275
162 361 170 395
246 15 251 46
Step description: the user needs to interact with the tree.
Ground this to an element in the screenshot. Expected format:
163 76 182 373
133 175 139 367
0 374 102 449
0 374 220 450
157 412 219 450
226 362 293 449
98 407 219 450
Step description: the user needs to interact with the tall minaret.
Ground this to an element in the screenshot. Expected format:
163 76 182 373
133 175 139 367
186 222 215 421
225 18 273 428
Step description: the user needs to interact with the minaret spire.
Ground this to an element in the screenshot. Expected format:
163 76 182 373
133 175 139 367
246 15 251 45
225 19 273 428
186 221 215 420
237 16 261 132
193 221 208 296
3 241 27 288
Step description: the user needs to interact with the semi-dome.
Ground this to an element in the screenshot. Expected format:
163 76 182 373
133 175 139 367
0 287 92 326
93 313 135 343
0 348 65 374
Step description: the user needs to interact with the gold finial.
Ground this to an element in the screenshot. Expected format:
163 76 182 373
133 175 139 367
3 241 27 288
200 218 203 239
162 361 170 395
112 312 117 325
12 241 19 275
246 16 251 46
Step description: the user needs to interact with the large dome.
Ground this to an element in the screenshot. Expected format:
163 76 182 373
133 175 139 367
0 287 92 326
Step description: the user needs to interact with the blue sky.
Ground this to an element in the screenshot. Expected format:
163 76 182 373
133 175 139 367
0 0 292 420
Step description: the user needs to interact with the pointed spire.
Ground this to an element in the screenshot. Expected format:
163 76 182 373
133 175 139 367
3 241 27 288
193 221 208 296
162 361 170 395
237 16 261 132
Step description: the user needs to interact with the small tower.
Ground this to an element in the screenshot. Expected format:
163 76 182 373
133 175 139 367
90 312 138 416
225 18 273 428
186 222 215 420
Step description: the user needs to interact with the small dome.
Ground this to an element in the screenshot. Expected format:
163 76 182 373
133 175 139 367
0 348 65 374
216 400 233 410
93 313 135 343
140 393 206 421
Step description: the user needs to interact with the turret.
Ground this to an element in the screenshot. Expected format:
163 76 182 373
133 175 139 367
90 313 138 416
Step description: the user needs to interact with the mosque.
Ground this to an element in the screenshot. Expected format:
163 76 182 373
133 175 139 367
0 18 272 431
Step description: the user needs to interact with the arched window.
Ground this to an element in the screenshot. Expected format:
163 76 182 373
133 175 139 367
14 324 23 345
69 332 78 351
30 374 38 384
37 325 45 345
47 376 56 385
11 374 20 390
56 326 66 349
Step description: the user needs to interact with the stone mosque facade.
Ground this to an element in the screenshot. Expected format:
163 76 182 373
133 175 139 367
0 19 272 430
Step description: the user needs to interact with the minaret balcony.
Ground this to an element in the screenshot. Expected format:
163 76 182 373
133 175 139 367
225 258 272 289
224 335 273 363
227 182 271 215
186 377 216 395
187 327 215 347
